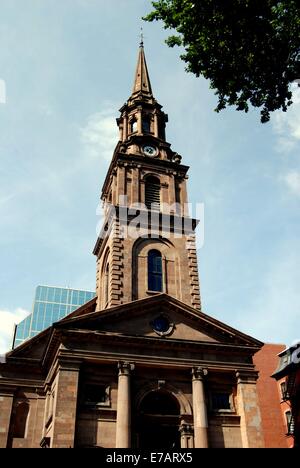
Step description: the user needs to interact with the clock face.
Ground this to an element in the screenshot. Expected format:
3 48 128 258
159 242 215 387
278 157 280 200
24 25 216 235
143 145 157 157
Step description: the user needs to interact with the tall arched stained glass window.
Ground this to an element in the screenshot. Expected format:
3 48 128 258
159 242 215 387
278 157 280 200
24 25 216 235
148 250 163 292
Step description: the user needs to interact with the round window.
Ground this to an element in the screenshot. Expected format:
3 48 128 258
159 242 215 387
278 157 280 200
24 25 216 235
151 315 174 336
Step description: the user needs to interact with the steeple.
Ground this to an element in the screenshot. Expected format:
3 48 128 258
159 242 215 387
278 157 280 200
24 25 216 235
94 42 201 312
131 42 153 99
117 43 168 143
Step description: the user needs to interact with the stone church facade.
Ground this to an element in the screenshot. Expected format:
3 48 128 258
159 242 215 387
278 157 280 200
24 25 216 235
0 44 264 449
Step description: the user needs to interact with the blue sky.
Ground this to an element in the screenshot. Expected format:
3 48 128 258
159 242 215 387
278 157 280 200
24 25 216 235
0 0 299 353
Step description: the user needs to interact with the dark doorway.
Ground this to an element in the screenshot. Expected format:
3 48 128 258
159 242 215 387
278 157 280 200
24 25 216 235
137 391 181 449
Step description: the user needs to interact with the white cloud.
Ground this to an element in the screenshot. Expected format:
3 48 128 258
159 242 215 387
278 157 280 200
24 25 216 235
273 84 300 153
281 170 300 197
80 107 119 161
0 308 29 354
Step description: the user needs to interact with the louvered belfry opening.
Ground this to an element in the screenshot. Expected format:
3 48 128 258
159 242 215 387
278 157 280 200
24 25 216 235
145 176 160 211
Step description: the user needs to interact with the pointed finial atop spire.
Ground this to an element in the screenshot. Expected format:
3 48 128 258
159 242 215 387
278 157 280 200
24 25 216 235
140 27 144 48
132 36 153 97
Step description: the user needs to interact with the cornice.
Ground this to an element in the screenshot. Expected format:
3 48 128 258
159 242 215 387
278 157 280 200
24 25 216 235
52 345 257 374
93 206 199 256
55 328 260 358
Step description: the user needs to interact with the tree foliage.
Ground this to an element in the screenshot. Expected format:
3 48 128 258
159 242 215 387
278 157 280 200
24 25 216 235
144 0 300 122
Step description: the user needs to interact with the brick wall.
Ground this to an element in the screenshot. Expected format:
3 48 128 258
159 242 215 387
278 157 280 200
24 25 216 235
253 343 292 448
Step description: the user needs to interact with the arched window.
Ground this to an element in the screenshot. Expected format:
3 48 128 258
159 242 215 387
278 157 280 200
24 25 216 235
130 119 138 133
140 391 179 415
145 176 160 211
142 115 151 133
104 263 109 306
148 250 163 292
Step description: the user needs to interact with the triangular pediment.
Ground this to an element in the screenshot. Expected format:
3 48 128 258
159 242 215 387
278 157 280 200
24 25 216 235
4 295 262 367
55 294 262 348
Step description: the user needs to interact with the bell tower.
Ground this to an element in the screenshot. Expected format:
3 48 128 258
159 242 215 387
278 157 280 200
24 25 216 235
93 42 201 311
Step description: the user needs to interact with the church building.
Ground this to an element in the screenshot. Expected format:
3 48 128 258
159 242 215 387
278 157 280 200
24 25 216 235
0 43 265 449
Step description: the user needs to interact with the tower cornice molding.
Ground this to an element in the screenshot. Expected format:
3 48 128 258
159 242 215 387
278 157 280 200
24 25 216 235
101 152 188 200
93 205 199 257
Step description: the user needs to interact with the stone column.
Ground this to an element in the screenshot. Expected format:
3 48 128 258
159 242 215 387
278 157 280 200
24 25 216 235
112 171 118 206
116 361 134 448
180 179 189 215
236 370 264 448
154 112 159 137
180 423 194 448
117 164 126 206
51 359 81 448
123 115 128 141
137 108 142 134
168 174 176 208
131 167 140 205
0 387 15 448
192 367 208 448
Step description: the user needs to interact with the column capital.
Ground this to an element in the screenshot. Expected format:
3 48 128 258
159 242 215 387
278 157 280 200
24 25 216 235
235 369 259 384
179 423 194 436
192 366 208 381
118 361 135 376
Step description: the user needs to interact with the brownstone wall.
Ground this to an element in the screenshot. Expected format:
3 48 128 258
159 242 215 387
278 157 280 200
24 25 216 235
0 391 14 448
51 363 80 448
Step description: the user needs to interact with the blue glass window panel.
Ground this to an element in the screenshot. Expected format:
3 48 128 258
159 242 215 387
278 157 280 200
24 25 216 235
61 304 67 314
78 291 85 304
54 288 61 303
35 286 42 301
45 302 53 320
59 304 67 318
24 316 31 339
31 310 38 332
15 320 25 339
61 289 68 304
148 250 163 292
37 304 45 331
43 317 52 329
40 286 48 301
44 304 53 328
52 305 60 323
47 287 55 303
71 291 79 305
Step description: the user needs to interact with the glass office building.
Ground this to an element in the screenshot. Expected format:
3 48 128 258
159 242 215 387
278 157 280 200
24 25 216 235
13 285 95 349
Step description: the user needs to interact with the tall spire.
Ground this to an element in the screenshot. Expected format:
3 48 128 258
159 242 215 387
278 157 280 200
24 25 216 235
132 40 153 98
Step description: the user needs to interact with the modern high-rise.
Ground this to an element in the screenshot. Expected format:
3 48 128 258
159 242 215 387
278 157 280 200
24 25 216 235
13 286 95 348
